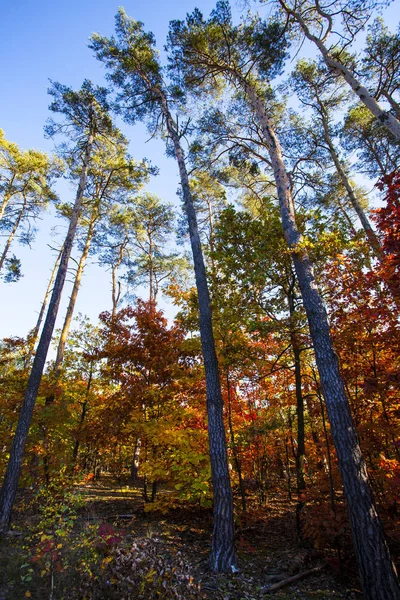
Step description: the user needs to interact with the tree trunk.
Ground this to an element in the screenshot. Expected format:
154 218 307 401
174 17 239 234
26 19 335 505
149 236 155 302
0 134 94 534
54 214 96 373
280 0 400 141
130 438 141 482
158 88 236 572
72 361 93 468
111 236 127 317
243 79 400 600
0 197 28 272
24 245 64 369
382 91 400 121
284 431 293 501
321 50 400 141
287 284 306 539
313 369 336 512
0 181 15 223
319 109 383 260
226 374 246 513
151 481 157 502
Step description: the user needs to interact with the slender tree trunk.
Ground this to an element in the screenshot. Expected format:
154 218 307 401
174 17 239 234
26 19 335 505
0 196 10 224
72 401 88 467
24 245 64 369
0 180 15 223
54 215 96 373
111 236 127 317
111 269 120 317
151 481 157 502
288 286 306 539
321 50 400 141
72 362 93 467
279 0 400 141
130 438 141 482
149 237 155 302
313 371 336 512
337 201 357 237
284 431 293 501
319 110 383 260
226 374 246 513
304 393 320 446
158 88 236 572
243 79 400 600
382 91 400 121
0 134 94 534
0 198 28 272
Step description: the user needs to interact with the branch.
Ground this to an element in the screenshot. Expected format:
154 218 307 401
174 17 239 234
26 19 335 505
262 563 327 594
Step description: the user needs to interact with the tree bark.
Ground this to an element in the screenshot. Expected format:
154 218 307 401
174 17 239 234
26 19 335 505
242 79 400 600
111 235 128 318
0 134 94 534
287 283 306 538
313 370 336 512
54 213 96 373
226 374 247 513
130 437 141 482
24 245 64 369
72 361 93 467
157 87 236 572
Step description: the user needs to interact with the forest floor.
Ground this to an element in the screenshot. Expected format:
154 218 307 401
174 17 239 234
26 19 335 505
0 475 364 600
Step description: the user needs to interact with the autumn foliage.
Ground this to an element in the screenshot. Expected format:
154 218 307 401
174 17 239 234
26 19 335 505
1 0 400 591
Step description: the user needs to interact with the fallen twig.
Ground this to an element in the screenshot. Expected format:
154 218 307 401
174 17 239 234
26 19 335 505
262 563 327 594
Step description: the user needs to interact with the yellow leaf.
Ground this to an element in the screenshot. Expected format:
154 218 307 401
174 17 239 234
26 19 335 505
25 592 31 598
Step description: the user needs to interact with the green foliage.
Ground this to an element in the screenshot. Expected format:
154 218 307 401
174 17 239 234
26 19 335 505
45 79 114 144
2 2 400 592
361 18 400 109
342 104 400 178
166 1 288 97
0 128 63 275
90 10 167 129
2 255 22 282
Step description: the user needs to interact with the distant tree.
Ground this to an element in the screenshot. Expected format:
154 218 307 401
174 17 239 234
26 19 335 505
272 0 400 140
342 104 400 179
126 193 178 301
53 132 150 374
90 11 236 571
212 201 309 528
0 129 62 280
24 244 64 368
361 19 400 120
95 300 189 501
0 80 117 533
166 4 400 597
374 171 400 299
290 59 383 260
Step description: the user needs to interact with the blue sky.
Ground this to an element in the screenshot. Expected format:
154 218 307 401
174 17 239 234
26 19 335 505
0 0 239 343
0 0 398 344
